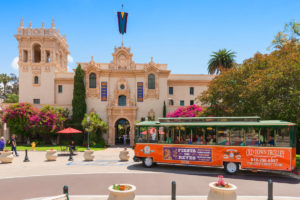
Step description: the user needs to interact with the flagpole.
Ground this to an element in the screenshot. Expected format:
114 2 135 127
122 4 124 47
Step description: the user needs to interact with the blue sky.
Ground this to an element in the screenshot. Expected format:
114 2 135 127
0 0 299 75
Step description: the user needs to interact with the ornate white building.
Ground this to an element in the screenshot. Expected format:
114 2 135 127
15 20 215 146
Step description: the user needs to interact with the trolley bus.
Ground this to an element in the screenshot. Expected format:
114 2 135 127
133 117 297 174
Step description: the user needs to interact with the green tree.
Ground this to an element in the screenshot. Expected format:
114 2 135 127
163 101 167 117
207 49 236 74
7 73 19 95
81 112 108 145
270 20 300 49
71 64 86 128
0 73 12 97
4 94 18 103
199 42 300 125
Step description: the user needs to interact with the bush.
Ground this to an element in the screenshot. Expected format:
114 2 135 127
167 104 203 118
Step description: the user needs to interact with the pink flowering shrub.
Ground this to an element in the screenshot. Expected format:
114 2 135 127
2 103 66 136
166 104 203 118
2 103 39 136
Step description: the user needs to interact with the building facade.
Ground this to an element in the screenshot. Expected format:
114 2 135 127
15 20 215 146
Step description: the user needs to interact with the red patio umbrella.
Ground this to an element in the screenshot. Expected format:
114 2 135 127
56 127 82 152
57 127 82 134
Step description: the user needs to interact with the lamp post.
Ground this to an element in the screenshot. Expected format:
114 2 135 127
87 116 90 150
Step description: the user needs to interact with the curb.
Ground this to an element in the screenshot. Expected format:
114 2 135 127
26 195 300 200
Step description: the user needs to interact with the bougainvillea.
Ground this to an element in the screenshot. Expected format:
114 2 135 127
2 103 39 136
166 104 203 118
2 103 67 136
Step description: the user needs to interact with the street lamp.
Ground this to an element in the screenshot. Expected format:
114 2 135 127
87 116 90 150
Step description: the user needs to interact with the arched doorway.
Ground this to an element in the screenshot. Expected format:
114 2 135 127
115 118 130 145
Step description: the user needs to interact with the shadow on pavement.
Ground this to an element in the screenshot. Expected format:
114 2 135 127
57 153 78 156
127 162 300 184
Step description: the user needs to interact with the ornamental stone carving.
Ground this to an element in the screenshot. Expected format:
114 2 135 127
108 78 135 107
84 56 101 98
109 46 136 70
107 107 137 146
148 109 155 120
144 58 160 99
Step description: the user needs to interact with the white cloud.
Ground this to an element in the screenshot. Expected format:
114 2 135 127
11 57 19 70
67 55 74 72
68 55 74 63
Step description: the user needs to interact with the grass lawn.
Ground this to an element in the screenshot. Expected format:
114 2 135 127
297 155 300 169
4 145 105 152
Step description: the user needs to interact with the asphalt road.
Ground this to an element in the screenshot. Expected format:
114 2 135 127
0 163 299 200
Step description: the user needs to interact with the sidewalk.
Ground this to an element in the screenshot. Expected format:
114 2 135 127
28 195 300 200
0 148 140 179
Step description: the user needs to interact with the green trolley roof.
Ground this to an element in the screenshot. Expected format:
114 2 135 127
136 117 296 127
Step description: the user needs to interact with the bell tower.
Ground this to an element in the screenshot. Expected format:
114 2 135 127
15 18 69 105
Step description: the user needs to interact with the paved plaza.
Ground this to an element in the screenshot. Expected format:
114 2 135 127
0 148 299 200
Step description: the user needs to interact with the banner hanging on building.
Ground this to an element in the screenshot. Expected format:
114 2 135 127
137 82 143 102
101 82 107 101
117 12 128 35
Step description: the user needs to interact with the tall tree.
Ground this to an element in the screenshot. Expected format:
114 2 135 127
8 73 19 95
270 20 300 49
207 49 236 74
71 64 86 127
163 101 167 117
0 73 12 97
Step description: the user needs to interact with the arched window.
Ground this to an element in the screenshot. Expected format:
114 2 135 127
32 43 41 63
148 74 155 89
118 95 126 106
89 73 96 88
34 76 39 84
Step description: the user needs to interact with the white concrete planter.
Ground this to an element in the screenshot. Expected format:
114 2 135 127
119 149 130 161
83 149 95 161
207 182 237 200
0 151 14 163
46 150 57 161
108 184 136 200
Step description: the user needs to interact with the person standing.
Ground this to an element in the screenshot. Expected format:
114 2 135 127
0 137 5 151
123 134 127 145
10 135 18 156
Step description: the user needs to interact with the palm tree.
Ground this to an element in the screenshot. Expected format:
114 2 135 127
207 49 236 74
0 73 12 97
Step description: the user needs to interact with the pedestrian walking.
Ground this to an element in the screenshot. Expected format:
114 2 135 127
10 135 18 156
123 134 127 145
0 137 5 151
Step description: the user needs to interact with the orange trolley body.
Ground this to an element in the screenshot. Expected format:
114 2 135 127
134 143 296 171
134 117 297 173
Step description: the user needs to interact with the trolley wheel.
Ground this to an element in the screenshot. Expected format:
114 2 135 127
224 162 239 174
143 157 154 168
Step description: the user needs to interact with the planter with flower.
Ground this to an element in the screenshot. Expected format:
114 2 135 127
207 175 237 200
119 148 130 161
0 150 14 163
108 184 136 200
83 149 95 161
46 148 57 161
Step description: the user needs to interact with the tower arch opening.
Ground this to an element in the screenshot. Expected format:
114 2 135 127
32 43 41 63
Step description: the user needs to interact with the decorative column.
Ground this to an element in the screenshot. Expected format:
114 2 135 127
130 123 135 146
